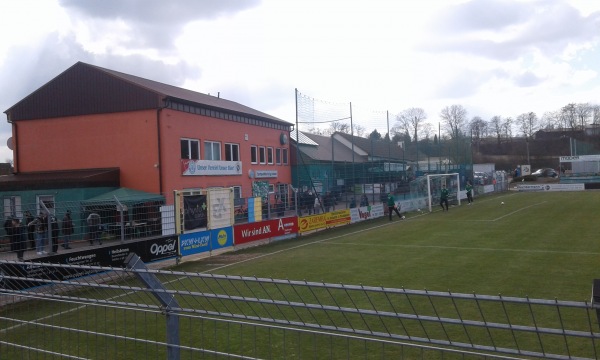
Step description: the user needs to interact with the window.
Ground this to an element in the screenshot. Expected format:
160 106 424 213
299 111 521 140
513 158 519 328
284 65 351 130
267 147 274 164
204 141 221 160
276 148 281 165
37 195 55 216
259 146 266 164
233 186 242 199
3 196 21 218
225 143 240 161
250 145 258 164
181 139 200 159
282 148 289 165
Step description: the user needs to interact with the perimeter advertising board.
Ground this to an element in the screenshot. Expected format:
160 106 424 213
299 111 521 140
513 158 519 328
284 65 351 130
0 236 178 290
234 216 299 245
298 209 351 233
350 204 384 223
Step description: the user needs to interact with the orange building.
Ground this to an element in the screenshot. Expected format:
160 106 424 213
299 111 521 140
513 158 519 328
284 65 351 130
5 62 293 204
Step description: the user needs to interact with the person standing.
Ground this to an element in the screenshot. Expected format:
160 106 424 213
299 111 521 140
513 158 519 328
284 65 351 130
24 211 35 249
29 213 48 255
360 194 369 207
87 212 102 245
10 218 26 261
50 215 60 254
61 210 74 249
313 195 321 214
387 192 403 221
465 180 474 205
440 184 449 211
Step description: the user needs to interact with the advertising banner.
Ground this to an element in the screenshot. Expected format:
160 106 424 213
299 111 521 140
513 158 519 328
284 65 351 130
234 217 298 245
298 209 351 233
210 226 233 251
0 236 178 290
184 195 207 230
517 183 585 192
208 188 233 229
350 204 384 223
179 230 211 256
181 159 242 176
325 209 351 227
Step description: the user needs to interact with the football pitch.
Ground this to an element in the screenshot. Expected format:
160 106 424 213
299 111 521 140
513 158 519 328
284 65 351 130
178 190 600 302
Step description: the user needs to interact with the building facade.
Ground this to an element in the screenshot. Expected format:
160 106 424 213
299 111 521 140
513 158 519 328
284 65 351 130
4 62 293 205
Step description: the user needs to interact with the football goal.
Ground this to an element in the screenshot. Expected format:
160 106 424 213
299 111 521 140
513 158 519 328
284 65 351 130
411 173 461 212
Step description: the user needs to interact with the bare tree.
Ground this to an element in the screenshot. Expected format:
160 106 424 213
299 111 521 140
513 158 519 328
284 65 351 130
517 112 538 138
439 105 467 139
326 121 351 135
502 117 513 140
488 115 502 144
575 103 591 129
306 126 326 135
540 111 560 130
469 116 488 141
354 124 366 137
397 108 428 142
561 104 578 130
420 122 434 141
592 105 600 125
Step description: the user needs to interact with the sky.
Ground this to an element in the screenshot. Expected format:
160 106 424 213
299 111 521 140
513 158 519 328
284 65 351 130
1 0 600 163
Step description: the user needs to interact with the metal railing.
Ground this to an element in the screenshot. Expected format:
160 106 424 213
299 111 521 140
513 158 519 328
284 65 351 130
1 258 599 359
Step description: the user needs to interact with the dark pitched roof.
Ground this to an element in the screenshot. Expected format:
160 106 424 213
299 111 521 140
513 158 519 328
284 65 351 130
332 132 408 160
5 62 291 128
0 168 120 191
295 132 360 163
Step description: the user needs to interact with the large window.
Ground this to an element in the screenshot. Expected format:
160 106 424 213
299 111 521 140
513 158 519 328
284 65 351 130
3 196 21 219
250 145 258 164
267 147 274 164
181 138 200 159
204 141 221 160
225 143 240 161
259 146 266 164
282 148 289 165
233 186 242 199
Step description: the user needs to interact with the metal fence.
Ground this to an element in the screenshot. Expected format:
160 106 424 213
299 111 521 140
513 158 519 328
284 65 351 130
1 257 599 359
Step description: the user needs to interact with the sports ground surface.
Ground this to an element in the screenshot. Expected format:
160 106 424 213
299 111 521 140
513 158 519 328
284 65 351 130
177 190 600 302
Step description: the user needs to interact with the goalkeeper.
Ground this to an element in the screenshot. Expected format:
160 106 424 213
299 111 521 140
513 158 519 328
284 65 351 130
440 184 449 211
387 192 403 221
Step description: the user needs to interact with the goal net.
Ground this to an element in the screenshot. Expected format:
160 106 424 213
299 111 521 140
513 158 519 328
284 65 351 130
410 173 460 212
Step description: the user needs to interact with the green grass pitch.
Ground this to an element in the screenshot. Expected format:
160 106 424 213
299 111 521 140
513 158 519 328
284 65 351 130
178 190 600 301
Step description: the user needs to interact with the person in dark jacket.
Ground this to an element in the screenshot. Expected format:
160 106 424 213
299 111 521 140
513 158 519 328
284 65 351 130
387 193 403 221
10 218 26 261
61 210 74 249
50 215 60 253
24 211 35 249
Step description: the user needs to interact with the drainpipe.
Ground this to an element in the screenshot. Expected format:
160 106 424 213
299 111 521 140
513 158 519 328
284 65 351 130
6 116 17 173
156 102 167 197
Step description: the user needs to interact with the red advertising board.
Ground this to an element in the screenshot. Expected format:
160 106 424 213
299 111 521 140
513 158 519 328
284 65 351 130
234 216 299 245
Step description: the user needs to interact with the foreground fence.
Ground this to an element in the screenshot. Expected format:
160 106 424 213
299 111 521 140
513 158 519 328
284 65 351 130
1 257 599 359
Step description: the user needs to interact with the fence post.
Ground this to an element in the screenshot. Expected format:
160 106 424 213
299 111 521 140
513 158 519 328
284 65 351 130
124 253 180 360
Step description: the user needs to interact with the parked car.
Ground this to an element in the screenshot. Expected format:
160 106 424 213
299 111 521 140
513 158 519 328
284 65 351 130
473 172 488 185
532 168 558 178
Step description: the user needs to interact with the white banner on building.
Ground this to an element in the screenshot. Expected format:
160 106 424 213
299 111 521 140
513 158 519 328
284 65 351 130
208 188 234 229
182 160 242 176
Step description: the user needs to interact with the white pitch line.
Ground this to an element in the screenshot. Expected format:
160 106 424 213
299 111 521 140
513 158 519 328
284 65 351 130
321 242 600 256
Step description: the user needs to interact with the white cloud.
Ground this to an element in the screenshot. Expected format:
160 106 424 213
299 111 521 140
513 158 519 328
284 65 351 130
1 0 600 164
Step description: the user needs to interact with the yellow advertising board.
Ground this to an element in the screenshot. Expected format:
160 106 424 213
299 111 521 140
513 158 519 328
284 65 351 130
298 209 351 233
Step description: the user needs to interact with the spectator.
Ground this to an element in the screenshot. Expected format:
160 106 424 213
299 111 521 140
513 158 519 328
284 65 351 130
28 212 48 255
61 210 74 249
10 218 26 261
360 194 369 207
87 212 102 245
24 211 35 249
